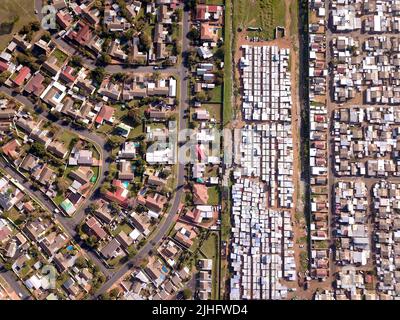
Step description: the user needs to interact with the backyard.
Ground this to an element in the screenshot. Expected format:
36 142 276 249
199 232 220 299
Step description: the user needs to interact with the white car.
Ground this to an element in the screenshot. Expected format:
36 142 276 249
54 208 60 214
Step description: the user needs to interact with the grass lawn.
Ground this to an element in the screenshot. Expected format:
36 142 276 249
223 0 233 127
51 48 68 66
204 166 219 178
114 104 129 120
206 0 224 4
207 186 220 205
0 0 36 50
128 125 143 139
199 232 220 299
96 123 113 135
112 223 133 237
54 192 65 206
203 103 222 124
3 207 23 225
166 165 177 190
289 0 299 37
209 85 222 103
233 0 286 40
57 130 78 148
91 166 100 182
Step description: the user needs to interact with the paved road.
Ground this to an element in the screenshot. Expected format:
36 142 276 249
0 86 112 276
94 8 192 297
0 264 31 300
15 1 192 297
0 156 111 277
53 37 179 75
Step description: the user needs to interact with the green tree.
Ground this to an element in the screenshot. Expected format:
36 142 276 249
0 71 11 84
75 256 88 269
30 142 46 157
91 67 106 84
109 288 120 299
70 56 82 68
98 53 112 66
139 31 152 51
56 178 69 193
183 288 192 300
187 27 200 41
128 108 142 126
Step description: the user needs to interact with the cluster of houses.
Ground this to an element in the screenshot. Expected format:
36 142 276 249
99 75 177 103
196 259 213 300
191 3 224 101
239 45 292 121
309 0 400 297
238 45 294 209
0 34 128 129
314 269 377 300
1 104 100 216
57 0 181 65
372 181 400 299
76 135 176 267
309 102 329 280
230 177 296 300
0 174 103 300
334 181 370 267
118 261 191 300
80 169 172 266
332 106 400 177
309 0 327 101
309 1 329 274
239 124 294 209
334 269 377 300
229 43 296 299
329 0 400 104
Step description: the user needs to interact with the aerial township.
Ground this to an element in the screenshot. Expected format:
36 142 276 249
3 0 400 302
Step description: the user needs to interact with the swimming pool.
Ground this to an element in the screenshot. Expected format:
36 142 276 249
122 181 129 188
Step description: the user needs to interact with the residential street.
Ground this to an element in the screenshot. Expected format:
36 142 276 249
0 3 193 298
94 7 192 297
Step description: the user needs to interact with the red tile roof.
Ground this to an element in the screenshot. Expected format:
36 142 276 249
104 180 128 206
69 22 92 45
2 139 21 160
208 5 218 12
13 66 31 86
0 61 8 73
56 11 73 29
24 73 45 96
95 105 115 124
85 217 107 240
196 6 206 20
193 183 209 205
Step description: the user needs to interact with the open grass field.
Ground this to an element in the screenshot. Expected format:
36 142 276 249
207 186 220 205
209 85 222 103
203 103 222 124
233 0 286 40
0 0 37 50
200 232 220 299
206 0 224 5
223 0 233 127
